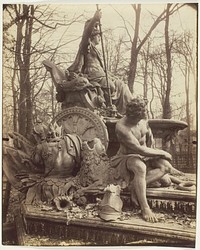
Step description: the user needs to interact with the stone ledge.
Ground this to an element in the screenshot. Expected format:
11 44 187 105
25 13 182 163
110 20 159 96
20 203 195 247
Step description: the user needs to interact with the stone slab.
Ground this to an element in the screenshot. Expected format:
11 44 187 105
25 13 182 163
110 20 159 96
20 203 195 247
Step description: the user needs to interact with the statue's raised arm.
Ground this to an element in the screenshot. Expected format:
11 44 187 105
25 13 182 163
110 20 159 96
68 9 134 115
80 10 102 51
68 10 102 73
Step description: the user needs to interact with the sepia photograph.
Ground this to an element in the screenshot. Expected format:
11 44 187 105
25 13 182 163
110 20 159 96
1 1 198 249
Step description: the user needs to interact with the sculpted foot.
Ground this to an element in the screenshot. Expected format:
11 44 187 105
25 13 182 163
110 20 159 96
142 207 158 223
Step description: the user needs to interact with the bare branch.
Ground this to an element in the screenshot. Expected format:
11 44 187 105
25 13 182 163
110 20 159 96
111 6 133 42
137 4 186 52
33 13 83 29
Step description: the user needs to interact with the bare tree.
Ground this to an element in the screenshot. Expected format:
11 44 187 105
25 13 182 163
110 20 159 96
173 31 196 167
125 4 186 93
103 29 128 78
15 5 34 136
2 19 18 133
3 4 83 136
163 4 172 119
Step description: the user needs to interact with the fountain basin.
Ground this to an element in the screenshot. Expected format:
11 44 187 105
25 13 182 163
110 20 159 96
148 119 188 139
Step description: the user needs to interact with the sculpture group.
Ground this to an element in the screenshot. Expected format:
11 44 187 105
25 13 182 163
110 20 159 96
3 10 193 224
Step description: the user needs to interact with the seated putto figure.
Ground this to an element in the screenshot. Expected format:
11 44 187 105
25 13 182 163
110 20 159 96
68 10 133 115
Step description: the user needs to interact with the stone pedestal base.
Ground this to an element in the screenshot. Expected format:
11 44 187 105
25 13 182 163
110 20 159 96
17 202 195 247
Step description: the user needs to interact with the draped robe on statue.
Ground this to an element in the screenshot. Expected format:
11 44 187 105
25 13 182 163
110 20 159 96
68 14 133 114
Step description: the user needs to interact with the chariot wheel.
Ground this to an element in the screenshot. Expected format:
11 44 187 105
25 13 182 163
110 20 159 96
51 107 109 149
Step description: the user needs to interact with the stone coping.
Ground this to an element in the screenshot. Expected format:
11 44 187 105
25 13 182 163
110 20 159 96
20 203 195 246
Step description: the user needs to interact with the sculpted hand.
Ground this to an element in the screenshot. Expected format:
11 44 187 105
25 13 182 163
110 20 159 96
161 151 172 161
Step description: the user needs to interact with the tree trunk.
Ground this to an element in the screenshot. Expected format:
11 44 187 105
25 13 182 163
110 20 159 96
128 4 141 93
24 5 34 136
11 59 18 132
162 4 172 150
143 42 150 99
163 4 172 119
16 10 26 135
15 5 34 137
18 69 27 135
149 64 155 119
185 61 191 167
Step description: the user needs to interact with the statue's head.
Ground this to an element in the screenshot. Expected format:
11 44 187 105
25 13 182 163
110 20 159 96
91 24 100 37
126 97 148 122
90 25 101 45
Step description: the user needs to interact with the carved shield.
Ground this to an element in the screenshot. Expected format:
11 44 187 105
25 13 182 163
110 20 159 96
51 106 109 149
